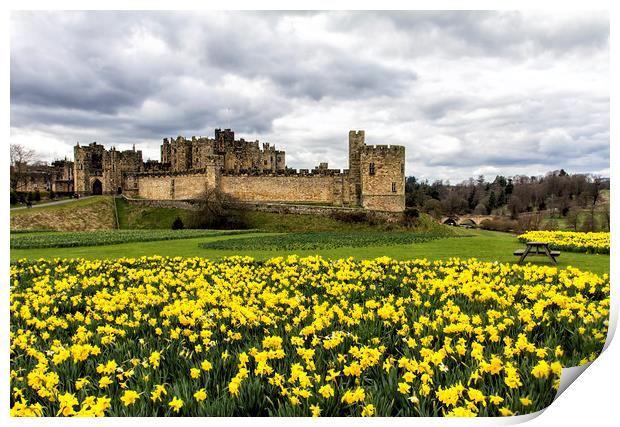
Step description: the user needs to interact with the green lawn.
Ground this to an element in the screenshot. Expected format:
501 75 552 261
114 197 452 234
10 229 609 276
10 195 109 215
116 197 195 229
10 196 117 231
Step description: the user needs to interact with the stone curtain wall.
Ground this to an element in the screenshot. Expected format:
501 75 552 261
137 170 217 200
68 129 406 212
220 175 343 205
122 196 403 221
137 172 355 207
121 196 200 210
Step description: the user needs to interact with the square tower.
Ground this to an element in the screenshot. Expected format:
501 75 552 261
347 130 405 212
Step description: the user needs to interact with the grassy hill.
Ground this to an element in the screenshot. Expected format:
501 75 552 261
114 197 452 234
12 195 452 235
10 196 117 231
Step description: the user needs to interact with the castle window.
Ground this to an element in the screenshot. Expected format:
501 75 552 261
392 182 397 193
369 163 375 175
401 163 404 174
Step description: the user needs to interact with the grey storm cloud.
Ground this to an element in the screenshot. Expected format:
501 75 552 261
10 10 609 181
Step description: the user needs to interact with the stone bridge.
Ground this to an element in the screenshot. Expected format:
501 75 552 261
439 214 494 227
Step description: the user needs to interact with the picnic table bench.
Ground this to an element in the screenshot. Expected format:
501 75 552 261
514 241 560 265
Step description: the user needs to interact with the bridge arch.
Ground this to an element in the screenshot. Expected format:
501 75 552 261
439 215 490 227
443 217 458 226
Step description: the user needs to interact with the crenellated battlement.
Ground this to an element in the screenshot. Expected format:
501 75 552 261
69 128 405 212
362 144 406 154
132 168 211 178
220 168 347 177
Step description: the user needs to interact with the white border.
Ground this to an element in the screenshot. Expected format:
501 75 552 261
2 1 616 427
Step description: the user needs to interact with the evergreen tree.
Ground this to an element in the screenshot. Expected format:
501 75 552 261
505 179 514 195
497 189 506 207
487 191 496 214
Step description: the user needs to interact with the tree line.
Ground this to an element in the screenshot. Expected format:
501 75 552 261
406 170 610 231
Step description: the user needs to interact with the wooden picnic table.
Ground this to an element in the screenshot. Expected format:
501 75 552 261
514 241 560 265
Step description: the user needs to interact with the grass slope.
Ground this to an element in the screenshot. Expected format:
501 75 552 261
114 197 451 234
116 197 194 230
10 196 116 231
10 229 609 276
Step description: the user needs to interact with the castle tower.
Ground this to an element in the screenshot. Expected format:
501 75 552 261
169 136 192 172
161 138 171 164
73 142 143 195
73 142 106 195
360 144 405 212
215 128 235 151
348 130 365 206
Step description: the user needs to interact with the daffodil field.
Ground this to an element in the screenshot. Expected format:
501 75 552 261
518 231 610 254
10 255 609 417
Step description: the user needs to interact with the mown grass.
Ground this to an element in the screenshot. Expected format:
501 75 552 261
114 197 452 234
240 210 451 234
10 229 610 276
10 229 257 249
10 196 116 231
539 211 610 232
116 198 195 230
10 196 109 215
200 231 453 251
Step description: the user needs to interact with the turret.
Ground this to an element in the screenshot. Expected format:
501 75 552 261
348 130 365 205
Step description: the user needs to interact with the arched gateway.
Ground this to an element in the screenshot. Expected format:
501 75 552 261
92 179 102 195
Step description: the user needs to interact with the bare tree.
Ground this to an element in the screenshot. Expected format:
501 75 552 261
566 209 580 231
189 186 249 229
198 187 228 221
602 203 610 232
585 205 598 232
10 144 36 167
10 144 37 191
423 198 443 219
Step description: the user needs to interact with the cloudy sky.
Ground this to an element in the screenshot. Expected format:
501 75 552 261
10 10 609 182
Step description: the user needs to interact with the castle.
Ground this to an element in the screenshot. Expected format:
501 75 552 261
21 129 406 212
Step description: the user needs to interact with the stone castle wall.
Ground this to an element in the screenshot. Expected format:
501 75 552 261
66 129 406 212
220 174 344 205
137 169 218 200
122 195 403 220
